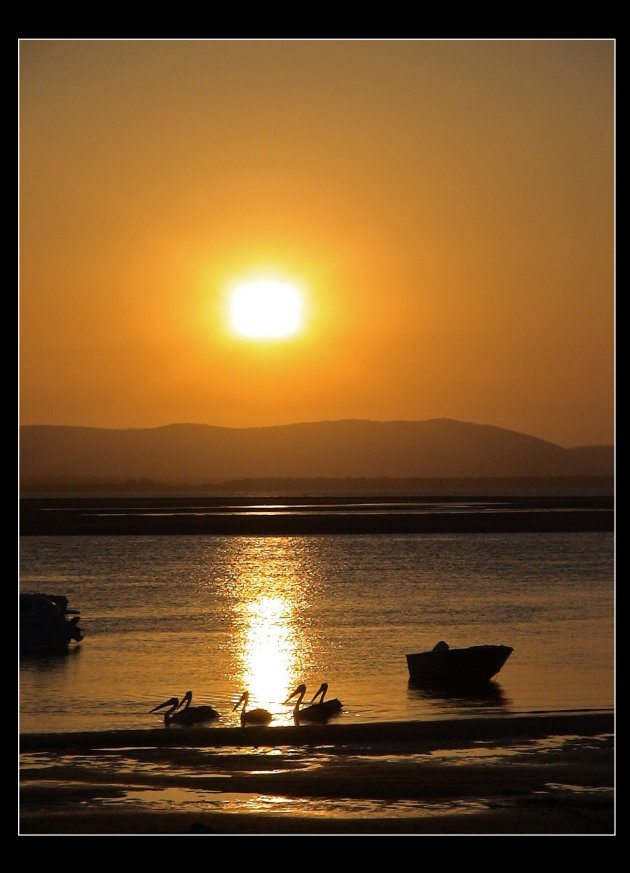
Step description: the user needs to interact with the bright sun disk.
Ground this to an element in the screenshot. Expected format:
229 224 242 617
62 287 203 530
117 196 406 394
228 279 303 339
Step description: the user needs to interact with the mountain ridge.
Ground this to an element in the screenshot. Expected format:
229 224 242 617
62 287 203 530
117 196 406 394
19 419 613 486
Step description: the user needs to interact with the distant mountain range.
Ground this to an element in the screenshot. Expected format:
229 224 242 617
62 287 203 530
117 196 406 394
19 419 614 490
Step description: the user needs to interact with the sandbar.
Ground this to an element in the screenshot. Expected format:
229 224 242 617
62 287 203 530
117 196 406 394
19 711 614 836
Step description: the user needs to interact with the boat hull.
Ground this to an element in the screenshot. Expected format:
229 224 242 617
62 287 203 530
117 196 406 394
20 593 84 655
406 645 513 685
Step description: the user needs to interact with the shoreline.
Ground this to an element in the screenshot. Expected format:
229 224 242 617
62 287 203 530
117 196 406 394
20 710 614 752
19 495 613 536
20 711 615 835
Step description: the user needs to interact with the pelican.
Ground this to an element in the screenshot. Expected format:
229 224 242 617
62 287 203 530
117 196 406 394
149 696 183 726
284 683 342 723
149 692 219 726
172 690 220 724
308 682 343 716
232 691 272 726
283 683 324 724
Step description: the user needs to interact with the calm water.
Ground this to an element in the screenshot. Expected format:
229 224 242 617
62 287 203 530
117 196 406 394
19 531 614 736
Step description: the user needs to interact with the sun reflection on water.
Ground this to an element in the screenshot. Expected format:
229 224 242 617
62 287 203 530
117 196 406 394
240 594 294 709
226 538 314 718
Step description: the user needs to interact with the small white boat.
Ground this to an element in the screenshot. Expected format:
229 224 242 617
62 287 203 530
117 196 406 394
20 593 84 654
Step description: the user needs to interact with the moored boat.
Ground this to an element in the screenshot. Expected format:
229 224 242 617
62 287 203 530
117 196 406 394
20 593 84 655
406 641 513 685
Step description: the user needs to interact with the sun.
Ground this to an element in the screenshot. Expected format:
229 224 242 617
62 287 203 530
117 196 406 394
228 279 304 340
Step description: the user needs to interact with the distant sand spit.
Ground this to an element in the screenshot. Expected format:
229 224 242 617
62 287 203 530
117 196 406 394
20 495 613 536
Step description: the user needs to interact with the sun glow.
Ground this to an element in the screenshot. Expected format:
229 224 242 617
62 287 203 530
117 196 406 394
228 279 303 339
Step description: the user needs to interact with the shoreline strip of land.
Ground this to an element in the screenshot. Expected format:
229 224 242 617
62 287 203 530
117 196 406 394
21 710 614 752
19 711 615 835
20 495 614 536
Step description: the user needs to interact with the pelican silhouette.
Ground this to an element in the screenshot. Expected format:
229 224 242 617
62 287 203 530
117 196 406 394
149 692 219 726
284 683 325 724
149 696 183 725
172 690 220 724
285 683 342 723
308 682 343 716
232 691 272 726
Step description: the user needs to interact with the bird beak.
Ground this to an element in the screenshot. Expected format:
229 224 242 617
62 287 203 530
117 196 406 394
150 697 177 713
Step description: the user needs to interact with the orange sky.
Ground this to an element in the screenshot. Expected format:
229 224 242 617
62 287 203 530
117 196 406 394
19 39 615 447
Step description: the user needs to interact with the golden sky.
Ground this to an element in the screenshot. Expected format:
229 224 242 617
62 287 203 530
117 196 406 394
19 39 614 446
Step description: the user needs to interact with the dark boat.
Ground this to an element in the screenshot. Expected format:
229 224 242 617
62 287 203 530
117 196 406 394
406 641 513 685
20 593 84 655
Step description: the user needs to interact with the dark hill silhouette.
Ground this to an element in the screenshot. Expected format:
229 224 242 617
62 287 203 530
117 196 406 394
19 419 614 487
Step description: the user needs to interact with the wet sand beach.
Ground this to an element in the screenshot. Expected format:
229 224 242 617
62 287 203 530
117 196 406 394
20 711 614 835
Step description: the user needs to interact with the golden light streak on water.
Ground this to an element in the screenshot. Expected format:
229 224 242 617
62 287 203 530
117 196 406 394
226 538 314 716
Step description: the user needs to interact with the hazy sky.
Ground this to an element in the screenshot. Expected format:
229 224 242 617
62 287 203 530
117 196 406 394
19 39 614 446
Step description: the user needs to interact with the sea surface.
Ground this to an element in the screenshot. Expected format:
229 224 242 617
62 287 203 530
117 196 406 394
19 515 614 736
